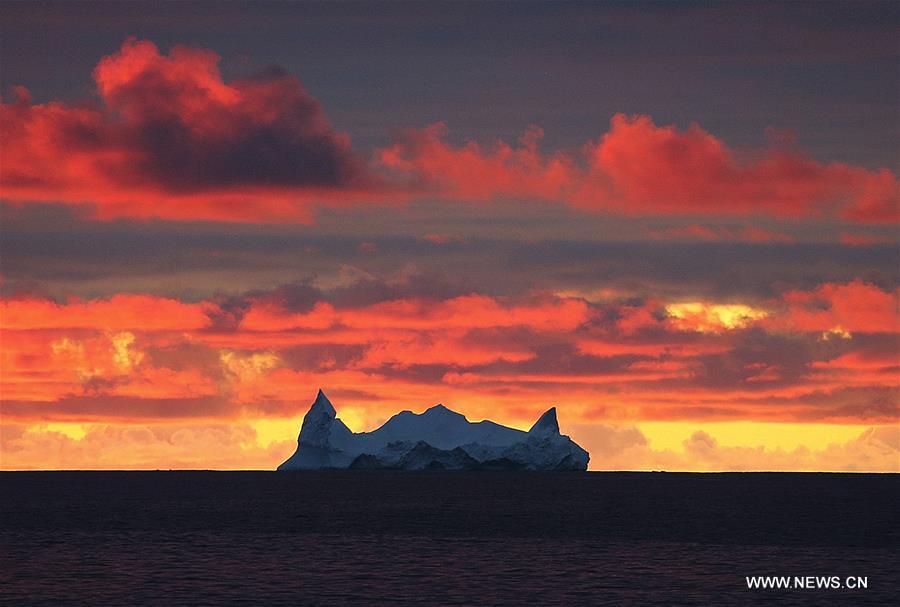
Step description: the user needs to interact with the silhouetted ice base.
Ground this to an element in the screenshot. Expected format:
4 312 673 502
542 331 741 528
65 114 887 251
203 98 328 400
278 390 590 471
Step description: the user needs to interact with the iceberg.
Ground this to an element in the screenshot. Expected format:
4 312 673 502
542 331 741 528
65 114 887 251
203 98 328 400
277 390 590 471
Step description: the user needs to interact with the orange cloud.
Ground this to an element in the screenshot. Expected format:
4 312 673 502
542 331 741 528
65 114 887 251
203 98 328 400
241 294 593 332
0 294 212 330
2 282 897 439
358 336 534 367
1 325 220 407
808 351 899 387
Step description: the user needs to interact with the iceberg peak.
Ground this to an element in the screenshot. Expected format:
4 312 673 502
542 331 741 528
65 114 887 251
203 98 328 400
528 407 559 435
311 388 336 417
297 389 346 448
423 403 464 419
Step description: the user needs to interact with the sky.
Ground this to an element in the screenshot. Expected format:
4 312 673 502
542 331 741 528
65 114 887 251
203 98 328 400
0 1 897 471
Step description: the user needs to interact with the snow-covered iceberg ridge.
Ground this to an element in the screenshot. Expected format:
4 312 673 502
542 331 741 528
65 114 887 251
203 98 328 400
278 390 589 471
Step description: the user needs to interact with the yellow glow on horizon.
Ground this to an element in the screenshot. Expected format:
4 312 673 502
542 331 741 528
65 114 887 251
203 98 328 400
41 423 89 441
638 421 872 453
249 407 371 447
249 418 300 447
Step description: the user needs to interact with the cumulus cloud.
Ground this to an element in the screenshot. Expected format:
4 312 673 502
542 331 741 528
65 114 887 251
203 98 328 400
0 39 372 222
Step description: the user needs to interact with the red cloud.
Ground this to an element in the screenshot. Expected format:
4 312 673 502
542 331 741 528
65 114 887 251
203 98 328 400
379 124 580 202
0 39 373 222
2 40 895 224
380 114 897 222
773 280 899 333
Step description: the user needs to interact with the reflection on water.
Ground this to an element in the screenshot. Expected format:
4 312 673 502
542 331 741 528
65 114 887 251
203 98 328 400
1 472 897 605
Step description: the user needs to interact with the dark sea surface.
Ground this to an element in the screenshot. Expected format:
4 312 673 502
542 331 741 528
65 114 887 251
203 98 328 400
1 471 897 606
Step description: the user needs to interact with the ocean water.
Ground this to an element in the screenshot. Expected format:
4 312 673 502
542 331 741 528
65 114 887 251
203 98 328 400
1 471 897 606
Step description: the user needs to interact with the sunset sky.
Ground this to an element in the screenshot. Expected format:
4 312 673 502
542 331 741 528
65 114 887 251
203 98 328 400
1 1 897 471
